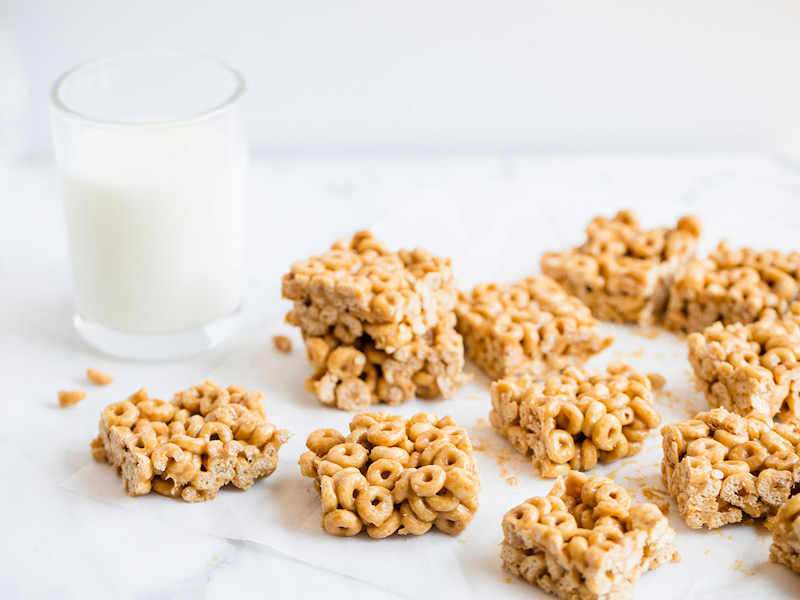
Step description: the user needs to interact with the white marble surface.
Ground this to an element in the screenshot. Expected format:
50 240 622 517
3 153 800 599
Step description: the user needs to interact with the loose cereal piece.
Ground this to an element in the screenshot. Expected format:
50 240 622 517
299 412 480 538
272 335 292 354
665 241 800 333
541 210 701 326
491 364 661 477
771 494 800 574
456 275 612 380
502 471 679 600
59 389 87 407
661 407 800 529
688 304 800 420
87 368 114 385
93 382 289 502
284 231 470 408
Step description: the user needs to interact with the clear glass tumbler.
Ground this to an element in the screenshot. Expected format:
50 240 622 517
50 52 248 359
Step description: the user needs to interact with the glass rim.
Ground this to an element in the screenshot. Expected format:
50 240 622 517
50 50 246 128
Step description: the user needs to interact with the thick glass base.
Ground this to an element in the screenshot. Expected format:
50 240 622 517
74 309 243 360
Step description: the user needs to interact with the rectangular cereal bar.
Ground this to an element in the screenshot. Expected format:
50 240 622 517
541 210 701 325
665 241 800 333
502 471 679 600
771 494 800 574
661 407 800 529
455 275 612 380
490 364 662 477
688 304 800 421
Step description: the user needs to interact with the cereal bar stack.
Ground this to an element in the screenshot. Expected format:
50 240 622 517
502 471 679 600
299 412 480 538
661 407 800 529
455 275 612 380
490 364 662 477
92 383 289 502
283 231 470 411
665 241 800 333
541 210 701 325
688 303 800 421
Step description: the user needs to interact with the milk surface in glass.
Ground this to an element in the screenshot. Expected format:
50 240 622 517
62 122 247 335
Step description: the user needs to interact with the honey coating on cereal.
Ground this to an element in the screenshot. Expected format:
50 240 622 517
502 471 679 600
92 382 289 502
300 412 480 538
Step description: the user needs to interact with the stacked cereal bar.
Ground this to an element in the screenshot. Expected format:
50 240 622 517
283 231 470 410
502 471 679 600
455 275 612 380
665 241 800 333
688 304 800 421
92 383 289 502
541 210 701 325
771 494 800 574
661 407 800 529
490 364 662 477
299 412 480 538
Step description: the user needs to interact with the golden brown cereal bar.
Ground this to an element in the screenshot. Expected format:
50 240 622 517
92 382 289 502
665 241 800 333
490 364 661 477
688 304 800 420
661 407 800 529
299 412 480 538
541 210 701 325
502 471 679 600
455 275 612 380
771 494 800 574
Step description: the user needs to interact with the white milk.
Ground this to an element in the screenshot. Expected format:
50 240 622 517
61 123 247 335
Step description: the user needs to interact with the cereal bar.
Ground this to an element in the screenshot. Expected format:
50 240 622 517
688 304 800 420
299 412 480 538
490 364 662 477
665 241 800 333
502 471 679 600
661 407 800 528
770 494 800 574
541 210 701 325
92 382 289 502
455 275 612 380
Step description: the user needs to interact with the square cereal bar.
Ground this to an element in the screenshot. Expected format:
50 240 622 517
541 210 701 325
299 412 480 538
661 407 800 528
665 241 800 333
455 275 612 380
502 471 679 600
688 305 800 420
490 364 662 477
771 494 800 574
92 383 289 502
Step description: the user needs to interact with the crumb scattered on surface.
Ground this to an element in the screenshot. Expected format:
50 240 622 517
272 334 292 354
504 577 513 584
506 477 518 487
58 390 86 407
647 372 666 390
729 560 755 576
87 368 113 385
642 487 671 515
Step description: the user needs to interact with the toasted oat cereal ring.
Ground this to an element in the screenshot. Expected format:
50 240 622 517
326 442 369 469
686 437 728 464
554 403 584 436
369 445 410 465
432 444 470 470
170 434 205 454
199 422 234 443
434 503 473 535
408 494 438 522
410 465 447 497
727 441 768 471
591 415 622 451
320 475 338 513
399 501 433 535
764 449 799 470
504 502 540 531
317 459 343 477
425 488 461 512
324 509 362 537
713 459 751 477
546 430 576 464
103 400 139 428
306 428 346 456
335 471 368 511
355 485 394 526
713 428 749 448
366 509 402 539
366 458 404 489
367 420 406 446
444 467 480 502
150 442 185 472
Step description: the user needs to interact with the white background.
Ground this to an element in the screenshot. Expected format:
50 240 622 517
2 0 800 160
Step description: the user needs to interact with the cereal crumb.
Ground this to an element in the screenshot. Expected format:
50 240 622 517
59 390 86 407
272 335 292 354
504 577 513 584
647 372 666 390
729 560 755 576
506 477 518 487
87 368 113 385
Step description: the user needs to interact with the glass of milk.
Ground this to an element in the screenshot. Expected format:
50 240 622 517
50 52 248 359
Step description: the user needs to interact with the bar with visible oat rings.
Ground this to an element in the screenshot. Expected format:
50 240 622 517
661 407 800 529
665 241 800 333
299 412 480 538
688 303 800 421
541 210 701 326
501 471 679 600
490 364 662 477
455 275 612 380
283 231 470 410
771 494 800 574
92 382 289 502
